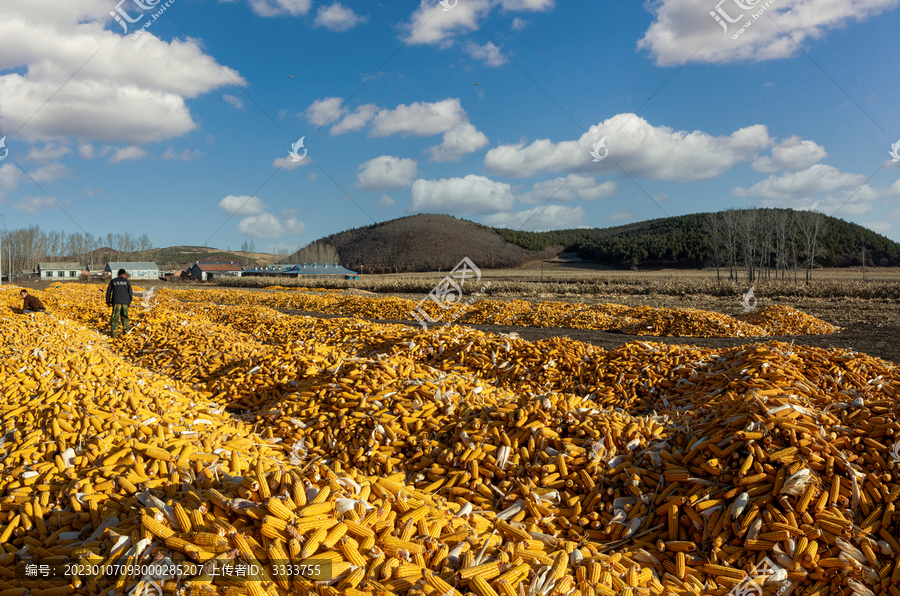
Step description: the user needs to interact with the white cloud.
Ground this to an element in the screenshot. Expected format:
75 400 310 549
483 205 585 231
273 155 308 170
330 104 378 135
265 241 299 254
497 0 554 9
356 156 418 191
241 0 312 17
865 221 892 234
219 195 268 217
410 175 515 215
162 148 205 161
238 212 305 238
0 164 23 199
464 42 508 66
0 3 246 145
223 94 245 110
27 163 70 183
638 0 899 67
733 164 866 200
25 143 71 162
316 98 486 146
379 194 395 206
485 114 771 182
752 136 828 173
519 175 618 203
401 0 492 46
371 98 467 138
607 211 634 222
313 2 367 32
739 167 898 216
78 144 95 159
304 97 346 127
108 146 147 164
400 0 552 46
428 123 489 162
14 195 70 214
511 17 529 30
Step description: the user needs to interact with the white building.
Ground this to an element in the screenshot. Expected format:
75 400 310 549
105 262 160 279
37 262 85 280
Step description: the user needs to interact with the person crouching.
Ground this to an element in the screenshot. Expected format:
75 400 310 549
20 290 48 314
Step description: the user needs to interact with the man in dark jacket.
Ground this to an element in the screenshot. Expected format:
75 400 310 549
105 269 133 337
20 290 48 314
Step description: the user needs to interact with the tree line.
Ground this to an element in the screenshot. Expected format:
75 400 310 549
1 226 154 277
704 208 897 283
494 209 898 272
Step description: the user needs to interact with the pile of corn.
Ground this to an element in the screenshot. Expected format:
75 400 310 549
162 288 838 338
737 305 842 336
615 306 767 338
0 284 894 596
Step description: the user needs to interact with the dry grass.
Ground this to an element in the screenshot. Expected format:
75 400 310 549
218 267 900 300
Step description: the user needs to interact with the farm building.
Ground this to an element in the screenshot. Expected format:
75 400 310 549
241 264 301 278
294 263 359 279
37 263 85 280
240 263 359 279
104 262 160 279
187 262 243 281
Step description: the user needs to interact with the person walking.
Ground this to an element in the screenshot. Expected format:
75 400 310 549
106 269 133 338
20 290 48 314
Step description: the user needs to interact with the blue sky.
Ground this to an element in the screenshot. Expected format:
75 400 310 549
1 0 899 253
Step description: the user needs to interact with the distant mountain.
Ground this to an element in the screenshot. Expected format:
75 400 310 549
297 214 560 274
295 210 900 272
87 246 274 270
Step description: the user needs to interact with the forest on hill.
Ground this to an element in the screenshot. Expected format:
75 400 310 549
294 214 560 274
294 209 900 276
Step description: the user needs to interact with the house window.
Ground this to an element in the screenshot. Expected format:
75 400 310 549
57 271 64 278
70 271 76 277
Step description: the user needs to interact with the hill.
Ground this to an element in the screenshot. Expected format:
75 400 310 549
87 246 276 270
296 214 560 274
295 210 900 273
495 210 900 269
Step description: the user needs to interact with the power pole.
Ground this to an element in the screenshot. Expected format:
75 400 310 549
862 243 866 282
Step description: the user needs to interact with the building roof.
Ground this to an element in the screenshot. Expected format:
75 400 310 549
105 262 159 271
38 262 85 270
191 263 243 272
290 264 358 275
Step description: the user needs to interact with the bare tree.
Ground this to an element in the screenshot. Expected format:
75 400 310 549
721 209 740 281
755 209 774 282
295 242 340 265
703 212 724 281
796 210 828 283
773 210 792 280
737 208 758 282
137 233 153 261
